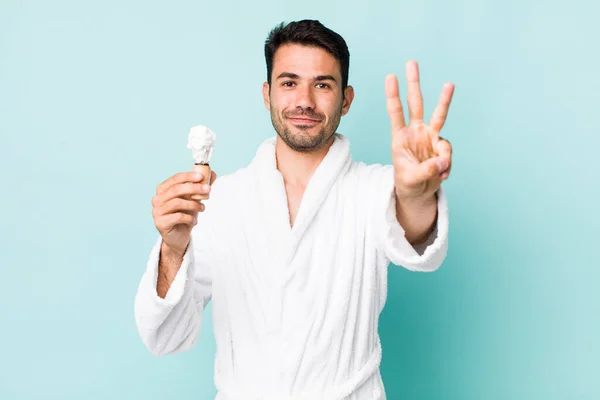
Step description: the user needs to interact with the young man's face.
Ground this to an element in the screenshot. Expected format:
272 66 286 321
263 44 354 153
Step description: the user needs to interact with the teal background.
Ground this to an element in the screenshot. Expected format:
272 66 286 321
1 0 598 399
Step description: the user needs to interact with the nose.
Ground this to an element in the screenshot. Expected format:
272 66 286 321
294 84 316 110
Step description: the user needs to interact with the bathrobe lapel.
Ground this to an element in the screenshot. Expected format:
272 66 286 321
249 134 352 343
251 133 351 262
286 134 351 262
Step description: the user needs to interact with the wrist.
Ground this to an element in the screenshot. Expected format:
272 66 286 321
160 240 187 262
394 191 438 244
395 191 438 209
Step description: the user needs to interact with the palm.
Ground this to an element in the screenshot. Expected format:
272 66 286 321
392 123 439 197
385 61 454 200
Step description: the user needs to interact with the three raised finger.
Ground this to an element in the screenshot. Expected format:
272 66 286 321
406 60 424 123
385 74 406 131
430 83 455 133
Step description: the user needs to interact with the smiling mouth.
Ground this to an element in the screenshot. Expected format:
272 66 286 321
288 117 322 124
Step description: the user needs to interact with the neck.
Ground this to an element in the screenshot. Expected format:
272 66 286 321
275 134 335 186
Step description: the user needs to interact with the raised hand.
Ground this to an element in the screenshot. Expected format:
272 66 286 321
151 170 217 257
385 60 454 202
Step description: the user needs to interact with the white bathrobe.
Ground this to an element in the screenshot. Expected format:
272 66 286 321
134 133 449 400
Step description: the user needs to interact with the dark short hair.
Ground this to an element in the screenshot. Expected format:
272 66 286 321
264 20 350 91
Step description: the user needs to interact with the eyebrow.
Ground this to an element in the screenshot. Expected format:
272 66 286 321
276 72 338 84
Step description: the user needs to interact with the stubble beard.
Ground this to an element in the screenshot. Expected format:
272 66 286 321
270 103 343 153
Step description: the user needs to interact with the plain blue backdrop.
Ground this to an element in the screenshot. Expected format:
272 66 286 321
1 0 598 399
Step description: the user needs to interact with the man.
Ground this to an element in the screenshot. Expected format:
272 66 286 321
134 19 454 400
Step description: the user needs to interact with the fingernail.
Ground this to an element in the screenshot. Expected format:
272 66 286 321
437 158 449 172
202 184 210 192
194 172 202 179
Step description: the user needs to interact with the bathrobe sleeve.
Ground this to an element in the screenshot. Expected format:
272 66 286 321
133 222 213 356
372 165 449 272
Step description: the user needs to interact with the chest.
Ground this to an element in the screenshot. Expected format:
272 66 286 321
285 183 306 228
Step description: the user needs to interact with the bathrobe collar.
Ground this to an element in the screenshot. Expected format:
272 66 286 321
250 133 352 262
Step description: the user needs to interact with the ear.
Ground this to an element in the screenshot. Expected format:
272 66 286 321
262 82 271 111
341 85 355 116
